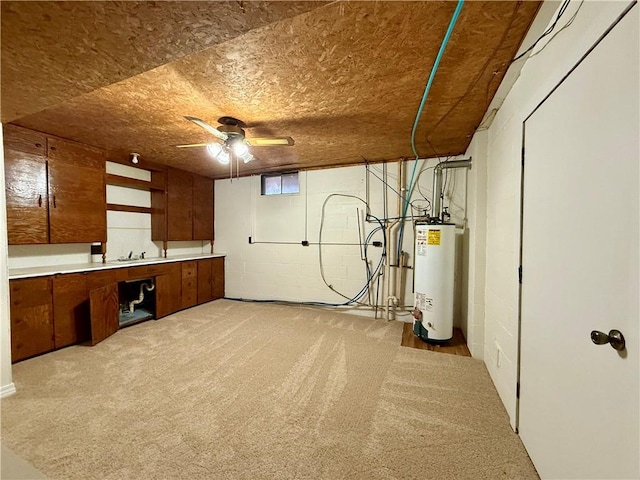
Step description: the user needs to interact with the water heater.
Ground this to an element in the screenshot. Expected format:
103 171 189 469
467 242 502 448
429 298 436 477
413 223 455 342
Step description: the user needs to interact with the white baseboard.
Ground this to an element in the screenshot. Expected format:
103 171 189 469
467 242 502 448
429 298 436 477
0 382 16 398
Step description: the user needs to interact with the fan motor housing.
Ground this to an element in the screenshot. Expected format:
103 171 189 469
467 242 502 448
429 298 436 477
217 124 245 139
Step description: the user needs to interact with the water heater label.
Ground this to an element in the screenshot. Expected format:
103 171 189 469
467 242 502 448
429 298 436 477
416 293 434 312
428 229 441 246
417 230 428 256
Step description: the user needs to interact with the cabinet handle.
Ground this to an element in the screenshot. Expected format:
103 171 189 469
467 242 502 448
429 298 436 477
38 194 42 207
53 195 57 208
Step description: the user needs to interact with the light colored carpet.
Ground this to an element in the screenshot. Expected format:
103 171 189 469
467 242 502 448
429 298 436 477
1 300 538 479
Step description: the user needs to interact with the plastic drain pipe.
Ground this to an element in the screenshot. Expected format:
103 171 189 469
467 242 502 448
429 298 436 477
386 159 404 321
129 282 155 313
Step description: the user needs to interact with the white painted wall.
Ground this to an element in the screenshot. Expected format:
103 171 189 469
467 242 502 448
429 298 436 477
481 0 635 427
0 124 16 397
215 158 470 326
461 131 488 359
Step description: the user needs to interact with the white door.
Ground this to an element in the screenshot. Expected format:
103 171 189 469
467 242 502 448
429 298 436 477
519 7 639 480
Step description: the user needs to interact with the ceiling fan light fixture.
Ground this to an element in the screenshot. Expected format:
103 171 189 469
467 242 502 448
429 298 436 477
206 143 222 157
217 149 230 165
241 152 254 163
233 141 249 156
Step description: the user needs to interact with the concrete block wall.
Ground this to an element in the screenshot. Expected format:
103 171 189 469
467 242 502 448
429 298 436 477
215 158 471 326
480 0 632 427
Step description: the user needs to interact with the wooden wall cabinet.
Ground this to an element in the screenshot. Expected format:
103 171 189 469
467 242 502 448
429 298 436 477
10 277 55 362
3 124 107 245
47 137 106 243
4 126 49 244
167 168 193 241
152 168 214 242
193 174 214 241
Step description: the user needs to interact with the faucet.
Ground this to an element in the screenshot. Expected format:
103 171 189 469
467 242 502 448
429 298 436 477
140 252 146 260
128 251 133 259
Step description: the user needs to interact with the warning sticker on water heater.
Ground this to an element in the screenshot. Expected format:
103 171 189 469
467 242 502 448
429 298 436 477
417 230 427 256
416 293 434 312
428 229 441 246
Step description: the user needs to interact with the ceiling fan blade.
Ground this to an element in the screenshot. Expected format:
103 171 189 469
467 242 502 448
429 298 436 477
247 137 295 146
176 143 210 148
184 116 228 141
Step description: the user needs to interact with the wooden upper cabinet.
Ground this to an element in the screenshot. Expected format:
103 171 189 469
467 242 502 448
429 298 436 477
47 137 106 243
152 169 214 242
166 168 193 241
193 175 214 240
3 125 49 244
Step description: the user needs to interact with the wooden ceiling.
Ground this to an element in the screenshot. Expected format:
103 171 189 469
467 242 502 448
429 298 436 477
2 1 541 179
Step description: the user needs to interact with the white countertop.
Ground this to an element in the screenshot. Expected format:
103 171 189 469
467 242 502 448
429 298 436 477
9 253 226 280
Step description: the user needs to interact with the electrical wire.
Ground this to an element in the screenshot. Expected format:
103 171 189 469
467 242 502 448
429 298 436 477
367 165 430 214
318 194 387 304
510 0 571 64
526 0 584 61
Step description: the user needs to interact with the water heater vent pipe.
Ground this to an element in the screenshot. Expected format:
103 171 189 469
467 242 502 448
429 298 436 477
433 158 472 221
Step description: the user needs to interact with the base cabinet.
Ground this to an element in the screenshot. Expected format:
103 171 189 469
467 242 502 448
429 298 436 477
212 257 225 299
10 277 54 362
156 264 182 318
197 257 225 303
181 261 197 309
89 283 120 345
9 257 224 362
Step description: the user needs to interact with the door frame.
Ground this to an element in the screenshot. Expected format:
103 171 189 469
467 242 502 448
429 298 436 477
515 1 638 431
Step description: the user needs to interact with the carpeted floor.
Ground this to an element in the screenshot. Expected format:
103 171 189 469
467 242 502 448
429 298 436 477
1 300 538 479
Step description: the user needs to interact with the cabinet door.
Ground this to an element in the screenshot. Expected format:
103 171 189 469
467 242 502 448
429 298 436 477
181 261 197 309
156 263 182 318
47 137 106 243
150 170 167 241
193 175 214 240
3 125 49 244
52 273 90 348
89 283 119 346
10 277 54 362
167 168 193 241
197 259 213 304
212 257 225 299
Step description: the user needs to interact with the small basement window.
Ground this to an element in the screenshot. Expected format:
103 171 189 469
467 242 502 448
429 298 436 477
261 172 299 195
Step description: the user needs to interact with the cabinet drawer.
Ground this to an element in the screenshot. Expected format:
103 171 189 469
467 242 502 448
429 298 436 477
181 261 197 279
128 264 169 280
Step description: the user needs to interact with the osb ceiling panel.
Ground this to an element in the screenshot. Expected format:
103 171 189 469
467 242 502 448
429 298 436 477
1 1 326 122
8 1 541 179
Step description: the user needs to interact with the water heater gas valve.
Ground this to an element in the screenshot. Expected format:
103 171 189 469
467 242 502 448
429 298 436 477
412 308 423 322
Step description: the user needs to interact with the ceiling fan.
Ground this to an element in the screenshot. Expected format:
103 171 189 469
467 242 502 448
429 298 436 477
177 116 294 164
